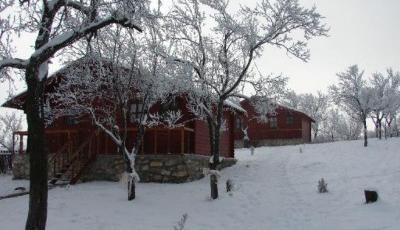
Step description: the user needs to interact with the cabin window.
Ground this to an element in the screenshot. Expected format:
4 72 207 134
286 116 294 125
269 117 278 128
235 117 242 129
130 102 144 122
65 116 78 125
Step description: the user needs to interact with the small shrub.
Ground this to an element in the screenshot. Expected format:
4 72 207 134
226 179 234 192
173 213 188 230
318 178 328 193
250 146 255 156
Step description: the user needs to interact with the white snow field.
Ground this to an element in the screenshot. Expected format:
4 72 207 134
1 138 400 230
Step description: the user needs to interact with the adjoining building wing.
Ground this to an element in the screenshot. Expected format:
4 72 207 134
234 98 314 147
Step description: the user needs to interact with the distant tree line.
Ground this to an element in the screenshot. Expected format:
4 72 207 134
284 65 400 146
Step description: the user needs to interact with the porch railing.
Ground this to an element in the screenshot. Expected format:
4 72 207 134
0 150 12 173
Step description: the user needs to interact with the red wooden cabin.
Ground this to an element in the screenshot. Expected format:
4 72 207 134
3 61 240 183
234 98 314 147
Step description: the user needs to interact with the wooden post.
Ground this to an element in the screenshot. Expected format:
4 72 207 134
187 131 191 154
12 133 15 155
19 134 24 155
167 129 170 154
154 130 157 154
105 133 108 154
96 131 100 155
141 136 144 154
88 137 92 160
181 128 185 154
68 131 71 162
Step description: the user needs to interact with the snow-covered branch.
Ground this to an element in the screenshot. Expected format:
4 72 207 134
32 14 143 64
0 58 28 70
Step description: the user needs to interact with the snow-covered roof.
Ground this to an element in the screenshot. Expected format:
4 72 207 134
1 57 132 109
279 104 315 122
241 97 315 122
224 100 246 113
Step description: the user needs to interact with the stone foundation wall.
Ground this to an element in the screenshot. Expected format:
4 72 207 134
11 154 126 182
135 154 236 183
12 154 63 180
80 154 125 182
12 154 30 180
12 153 236 183
235 138 304 148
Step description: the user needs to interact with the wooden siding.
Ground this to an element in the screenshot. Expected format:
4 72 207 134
36 97 236 158
193 112 234 158
5 62 237 158
235 99 313 144
301 118 312 142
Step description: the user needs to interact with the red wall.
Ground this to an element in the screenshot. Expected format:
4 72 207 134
45 97 235 158
193 111 234 158
235 99 313 143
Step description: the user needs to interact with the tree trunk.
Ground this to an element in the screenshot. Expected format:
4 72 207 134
207 116 221 200
210 174 218 199
378 119 382 139
124 124 144 201
122 149 136 201
384 124 388 139
128 179 136 200
363 118 368 147
209 125 219 200
25 67 48 230
123 152 136 201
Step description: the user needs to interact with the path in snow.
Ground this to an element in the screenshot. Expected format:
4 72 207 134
228 146 311 229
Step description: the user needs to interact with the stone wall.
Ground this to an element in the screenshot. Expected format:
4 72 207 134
135 154 236 183
12 154 60 180
12 154 126 182
235 138 304 148
12 154 30 180
12 153 236 183
80 155 125 182
80 154 237 183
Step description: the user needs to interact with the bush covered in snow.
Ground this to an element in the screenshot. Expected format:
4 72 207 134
318 178 328 193
173 213 188 230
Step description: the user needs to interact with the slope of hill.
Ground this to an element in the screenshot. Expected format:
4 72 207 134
1 138 400 229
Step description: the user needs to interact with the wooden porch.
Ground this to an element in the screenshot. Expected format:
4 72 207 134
12 127 195 184
13 126 195 155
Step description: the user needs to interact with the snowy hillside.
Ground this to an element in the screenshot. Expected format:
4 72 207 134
1 138 400 230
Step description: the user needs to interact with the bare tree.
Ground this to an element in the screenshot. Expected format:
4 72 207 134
370 69 400 139
50 15 180 201
0 111 22 173
164 0 328 199
330 65 373 147
0 111 23 151
284 90 301 108
0 0 148 229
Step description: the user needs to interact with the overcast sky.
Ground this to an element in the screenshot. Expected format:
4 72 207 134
258 0 400 94
1 0 400 105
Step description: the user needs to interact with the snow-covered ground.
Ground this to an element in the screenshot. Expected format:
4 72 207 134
1 138 400 230
0 174 28 196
